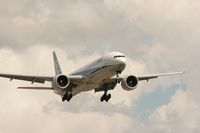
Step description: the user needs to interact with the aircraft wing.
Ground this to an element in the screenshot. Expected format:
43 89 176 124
17 87 53 90
137 71 185 81
0 73 53 83
110 71 184 82
0 73 83 84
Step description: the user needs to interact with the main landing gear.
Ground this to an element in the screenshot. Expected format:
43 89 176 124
62 92 72 102
100 90 111 102
100 71 121 102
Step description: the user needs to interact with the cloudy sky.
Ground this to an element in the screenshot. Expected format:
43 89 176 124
0 0 199 133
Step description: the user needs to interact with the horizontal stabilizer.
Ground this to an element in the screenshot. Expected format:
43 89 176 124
17 87 53 90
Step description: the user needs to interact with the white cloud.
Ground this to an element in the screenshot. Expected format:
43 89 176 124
0 0 199 133
150 89 200 133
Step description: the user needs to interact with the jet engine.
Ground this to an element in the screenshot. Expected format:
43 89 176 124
121 75 138 91
52 75 70 91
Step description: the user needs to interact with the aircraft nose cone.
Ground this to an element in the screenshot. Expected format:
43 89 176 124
116 57 127 66
115 57 126 72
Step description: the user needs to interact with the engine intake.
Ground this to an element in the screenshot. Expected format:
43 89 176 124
57 75 69 88
121 75 138 91
52 75 70 91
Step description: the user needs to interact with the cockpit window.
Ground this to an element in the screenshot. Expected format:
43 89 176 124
114 55 125 58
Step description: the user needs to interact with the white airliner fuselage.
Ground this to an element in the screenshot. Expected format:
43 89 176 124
0 51 184 102
55 52 126 97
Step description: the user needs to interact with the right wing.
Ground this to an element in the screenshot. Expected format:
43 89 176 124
0 52 84 90
17 87 53 90
0 74 53 83
0 73 83 85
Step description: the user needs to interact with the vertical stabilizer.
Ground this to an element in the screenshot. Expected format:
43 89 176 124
53 51 62 75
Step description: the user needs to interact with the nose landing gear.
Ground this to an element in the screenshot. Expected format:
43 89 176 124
116 71 122 83
116 71 121 77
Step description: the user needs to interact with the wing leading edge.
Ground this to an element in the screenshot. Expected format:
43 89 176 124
110 71 185 82
0 73 83 84
137 71 185 81
0 74 53 83
17 87 53 90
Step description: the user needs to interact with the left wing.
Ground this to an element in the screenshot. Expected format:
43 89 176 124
137 71 185 81
0 74 53 83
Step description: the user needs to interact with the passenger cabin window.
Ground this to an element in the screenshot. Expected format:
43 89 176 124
114 55 125 58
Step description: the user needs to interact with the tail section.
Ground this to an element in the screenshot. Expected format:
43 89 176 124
53 51 62 75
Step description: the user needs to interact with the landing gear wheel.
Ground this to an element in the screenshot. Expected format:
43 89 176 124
100 96 104 102
62 93 72 102
105 94 111 102
66 93 72 102
100 93 106 102
100 93 111 102
62 95 67 102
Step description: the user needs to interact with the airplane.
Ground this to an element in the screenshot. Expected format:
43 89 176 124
0 51 184 102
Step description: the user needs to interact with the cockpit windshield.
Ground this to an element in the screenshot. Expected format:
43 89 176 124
113 55 125 58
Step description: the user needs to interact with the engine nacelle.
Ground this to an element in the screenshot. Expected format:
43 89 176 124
52 74 70 91
121 75 139 91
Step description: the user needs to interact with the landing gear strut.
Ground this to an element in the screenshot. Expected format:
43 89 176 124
62 92 72 102
116 71 121 83
100 90 111 102
116 71 121 77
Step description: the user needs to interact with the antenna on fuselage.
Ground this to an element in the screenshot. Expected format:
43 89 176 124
53 51 62 75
